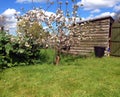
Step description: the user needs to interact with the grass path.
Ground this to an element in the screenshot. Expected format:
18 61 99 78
0 57 120 97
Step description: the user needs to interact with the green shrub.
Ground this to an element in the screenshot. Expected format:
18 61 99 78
0 31 11 69
9 40 41 65
0 31 47 70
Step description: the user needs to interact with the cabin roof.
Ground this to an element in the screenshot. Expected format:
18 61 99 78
78 16 114 24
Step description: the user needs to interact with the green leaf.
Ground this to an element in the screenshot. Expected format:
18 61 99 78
5 43 13 55
0 47 2 50
18 49 25 53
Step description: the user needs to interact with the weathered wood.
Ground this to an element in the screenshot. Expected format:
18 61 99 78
110 22 120 56
63 16 114 56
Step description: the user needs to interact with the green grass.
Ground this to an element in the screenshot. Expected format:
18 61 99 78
0 56 120 97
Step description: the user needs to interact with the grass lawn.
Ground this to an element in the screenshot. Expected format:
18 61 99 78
0 57 120 97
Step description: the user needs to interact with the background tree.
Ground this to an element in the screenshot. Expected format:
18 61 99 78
15 0 92 65
114 11 120 22
0 15 6 26
17 18 48 47
0 15 6 31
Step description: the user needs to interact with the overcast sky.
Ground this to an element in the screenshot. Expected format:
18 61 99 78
0 0 120 35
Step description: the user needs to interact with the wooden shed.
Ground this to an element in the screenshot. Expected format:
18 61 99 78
64 16 114 56
110 22 120 56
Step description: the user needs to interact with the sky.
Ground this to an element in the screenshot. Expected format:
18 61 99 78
0 0 120 35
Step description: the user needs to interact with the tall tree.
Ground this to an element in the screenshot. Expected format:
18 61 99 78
0 15 6 31
15 0 92 65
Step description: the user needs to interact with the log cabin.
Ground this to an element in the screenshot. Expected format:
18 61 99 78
63 16 115 57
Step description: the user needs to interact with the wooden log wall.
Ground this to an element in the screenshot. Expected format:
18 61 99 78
64 16 114 56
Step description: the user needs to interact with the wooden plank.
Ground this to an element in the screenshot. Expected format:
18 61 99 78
70 49 93 53
62 50 92 56
70 47 93 50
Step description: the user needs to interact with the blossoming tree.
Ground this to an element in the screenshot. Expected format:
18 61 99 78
15 0 91 64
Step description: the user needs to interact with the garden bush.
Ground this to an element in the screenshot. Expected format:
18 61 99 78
0 31 47 70
0 31 11 69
